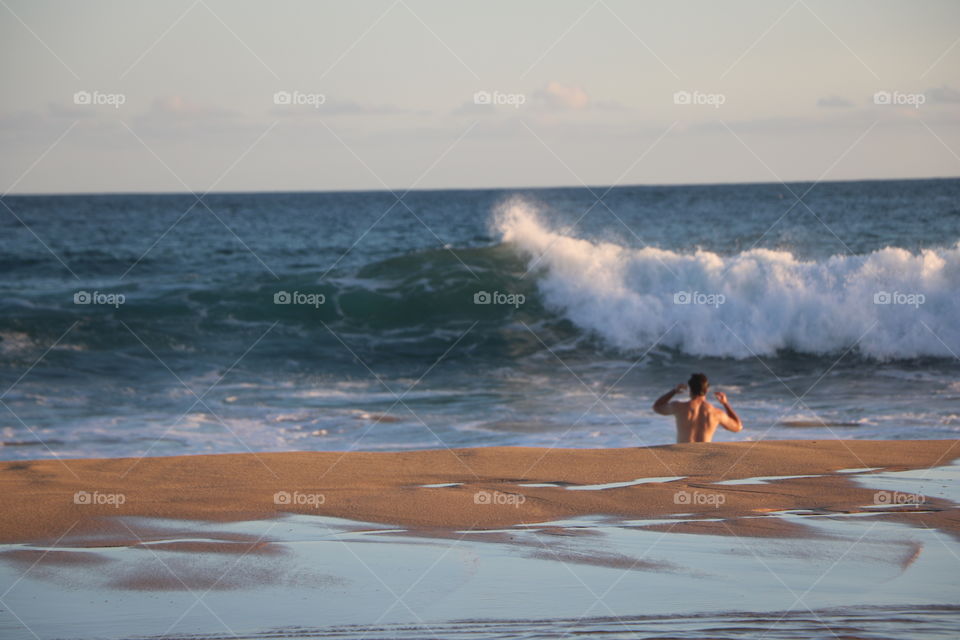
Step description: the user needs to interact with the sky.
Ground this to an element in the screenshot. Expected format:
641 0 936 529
1 0 959 194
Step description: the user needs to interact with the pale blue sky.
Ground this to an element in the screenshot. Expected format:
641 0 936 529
2 0 959 193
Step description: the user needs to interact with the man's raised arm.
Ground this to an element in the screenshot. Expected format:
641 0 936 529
714 391 743 432
653 383 686 415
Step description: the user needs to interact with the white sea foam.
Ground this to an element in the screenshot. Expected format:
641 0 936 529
497 199 960 359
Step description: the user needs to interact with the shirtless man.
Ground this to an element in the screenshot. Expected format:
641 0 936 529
652 373 743 443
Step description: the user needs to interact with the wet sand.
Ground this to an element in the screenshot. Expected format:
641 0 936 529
2 441 959 639
2 505 959 638
2 439 957 546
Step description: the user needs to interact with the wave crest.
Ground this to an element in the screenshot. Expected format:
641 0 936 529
496 198 960 360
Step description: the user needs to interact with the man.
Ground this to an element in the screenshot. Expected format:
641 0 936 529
652 373 743 443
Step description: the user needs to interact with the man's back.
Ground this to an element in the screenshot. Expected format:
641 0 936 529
652 377 743 443
670 398 731 443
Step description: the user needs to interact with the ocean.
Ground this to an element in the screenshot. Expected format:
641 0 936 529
2 177 959 460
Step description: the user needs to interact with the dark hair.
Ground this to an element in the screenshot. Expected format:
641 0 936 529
688 373 709 396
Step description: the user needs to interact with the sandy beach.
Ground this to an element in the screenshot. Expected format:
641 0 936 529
2 439 959 639
3 439 957 545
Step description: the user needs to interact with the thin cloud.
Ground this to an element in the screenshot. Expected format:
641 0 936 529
817 95 854 108
452 100 497 116
534 81 590 111
148 96 238 120
269 98 414 117
926 85 960 104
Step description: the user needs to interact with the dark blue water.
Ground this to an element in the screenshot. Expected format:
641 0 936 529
2 178 959 459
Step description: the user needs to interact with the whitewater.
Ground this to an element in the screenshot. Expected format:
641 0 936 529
497 198 960 360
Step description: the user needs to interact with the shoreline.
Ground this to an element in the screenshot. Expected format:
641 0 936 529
2 439 958 546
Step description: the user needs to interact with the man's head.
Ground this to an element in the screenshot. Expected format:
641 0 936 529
688 373 709 397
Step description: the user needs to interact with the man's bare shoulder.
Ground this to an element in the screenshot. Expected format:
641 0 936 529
707 402 728 416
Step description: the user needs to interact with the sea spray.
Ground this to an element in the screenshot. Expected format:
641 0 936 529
496 198 960 360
